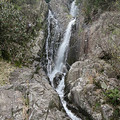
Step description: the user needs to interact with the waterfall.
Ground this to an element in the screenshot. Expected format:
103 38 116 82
46 10 53 75
46 10 59 75
46 0 81 120
70 0 77 17
55 18 76 72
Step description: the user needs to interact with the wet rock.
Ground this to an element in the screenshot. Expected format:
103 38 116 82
28 69 69 120
53 72 63 88
29 82 67 120
49 0 70 32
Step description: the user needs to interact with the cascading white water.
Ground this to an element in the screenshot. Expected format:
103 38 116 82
70 0 77 17
49 18 76 83
55 18 76 72
46 0 81 120
46 10 59 75
46 10 54 75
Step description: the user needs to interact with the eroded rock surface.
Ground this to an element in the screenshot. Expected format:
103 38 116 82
0 65 70 120
65 11 120 120
66 59 120 120
49 0 71 32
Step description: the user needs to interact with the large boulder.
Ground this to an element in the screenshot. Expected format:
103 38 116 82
65 59 120 120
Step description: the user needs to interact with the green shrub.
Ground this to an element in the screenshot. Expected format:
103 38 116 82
0 1 34 62
76 0 82 5
15 60 22 67
105 89 120 106
80 0 118 23
112 108 120 119
0 2 32 45
45 0 51 3
1 50 10 61
10 0 37 5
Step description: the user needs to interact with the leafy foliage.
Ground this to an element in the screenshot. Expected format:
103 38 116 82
76 0 81 5
105 89 120 106
45 0 51 3
0 1 42 64
0 2 33 45
79 0 120 23
0 0 46 65
113 108 120 119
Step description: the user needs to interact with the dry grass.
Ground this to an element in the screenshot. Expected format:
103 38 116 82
0 59 16 85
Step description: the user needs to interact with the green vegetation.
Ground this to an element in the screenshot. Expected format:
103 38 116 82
0 0 44 65
10 0 38 5
77 0 120 23
112 108 120 120
0 2 33 46
93 101 101 111
101 24 120 76
45 0 51 3
15 60 22 67
76 0 81 5
105 89 120 106
0 1 32 62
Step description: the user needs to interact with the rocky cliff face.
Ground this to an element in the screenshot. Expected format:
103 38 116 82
65 3 120 120
49 0 70 32
0 64 70 120
66 59 120 120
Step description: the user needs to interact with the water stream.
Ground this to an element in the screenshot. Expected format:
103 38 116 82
46 10 53 74
46 1 81 120
46 10 59 75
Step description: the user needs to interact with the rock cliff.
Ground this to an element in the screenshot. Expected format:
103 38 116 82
65 2 120 120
